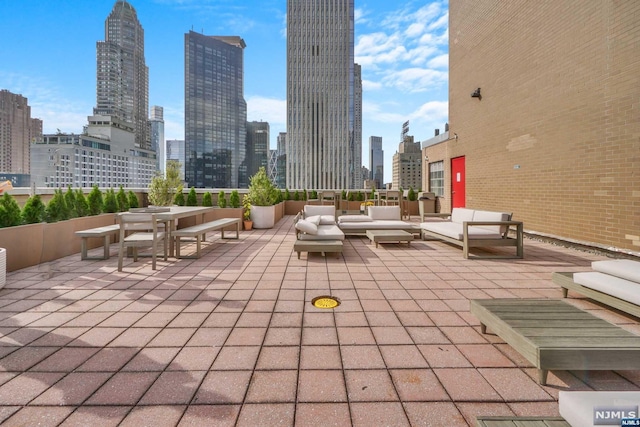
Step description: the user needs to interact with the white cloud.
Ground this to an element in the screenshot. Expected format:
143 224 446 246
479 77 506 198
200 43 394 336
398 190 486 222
427 54 448 69
246 96 286 127
382 68 447 93
362 80 382 91
411 100 448 123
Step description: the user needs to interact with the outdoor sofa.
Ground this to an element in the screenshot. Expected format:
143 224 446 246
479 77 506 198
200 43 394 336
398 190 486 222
420 207 523 259
337 206 420 236
293 205 344 258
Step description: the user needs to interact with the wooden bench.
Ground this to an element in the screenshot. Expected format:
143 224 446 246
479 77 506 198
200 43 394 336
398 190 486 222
172 218 240 259
471 298 640 385
476 416 569 426
75 224 120 260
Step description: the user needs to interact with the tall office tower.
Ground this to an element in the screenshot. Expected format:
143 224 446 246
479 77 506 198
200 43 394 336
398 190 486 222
352 63 363 189
0 90 42 176
245 121 270 178
392 122 422 190
166 139 185 180
276 132 287 189
185 31 247 188
94 0 150 150
268 149 278 186
150 106 165 175
287 0 357 190
369 136 384 189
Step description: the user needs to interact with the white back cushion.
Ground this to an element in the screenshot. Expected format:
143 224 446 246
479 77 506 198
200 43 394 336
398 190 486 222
450 208 475 224
295 219 318 235
368 206 401 220
472 210 511 234
304 205 335 218
592 259 640 283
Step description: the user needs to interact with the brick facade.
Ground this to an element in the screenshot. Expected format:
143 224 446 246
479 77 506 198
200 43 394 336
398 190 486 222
423 1 640 252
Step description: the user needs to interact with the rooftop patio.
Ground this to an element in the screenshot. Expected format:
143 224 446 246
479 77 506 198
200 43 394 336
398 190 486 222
1 215 639 426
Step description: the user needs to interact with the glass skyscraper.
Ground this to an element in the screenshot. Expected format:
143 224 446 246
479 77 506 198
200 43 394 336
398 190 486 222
184 31 247 188
94 0 149 150
286 0 361 189
369 136 384 189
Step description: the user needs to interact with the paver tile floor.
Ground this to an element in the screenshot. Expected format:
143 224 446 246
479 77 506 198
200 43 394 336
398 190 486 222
1 215 639 426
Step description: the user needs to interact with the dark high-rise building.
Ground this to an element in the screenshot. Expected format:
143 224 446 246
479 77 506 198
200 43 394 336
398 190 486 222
184 31 247 188
246 121 269 178
287 0 360 189
369 136 383 189
94 0 149 150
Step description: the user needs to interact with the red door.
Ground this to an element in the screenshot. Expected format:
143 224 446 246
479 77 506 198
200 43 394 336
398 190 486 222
451 156 465 208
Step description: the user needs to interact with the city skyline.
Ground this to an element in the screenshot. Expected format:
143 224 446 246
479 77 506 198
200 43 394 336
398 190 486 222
0 0 449 185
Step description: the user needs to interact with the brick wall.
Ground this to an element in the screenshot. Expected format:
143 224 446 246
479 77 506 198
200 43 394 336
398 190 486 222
424 0 640 252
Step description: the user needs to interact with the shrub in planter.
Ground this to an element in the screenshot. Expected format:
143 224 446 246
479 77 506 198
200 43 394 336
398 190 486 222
87 185 103 216
0 193 22 227
341 190 347 201
74 189 89 217
357 191 364 202
408 187 417 201
293 190 300 201
174 191 185 206
127 190 139 209
229 190 240 208
148 160 182 206
217 190 227 208
116 186 129 212
64 186 78 218
247 167 279 207
348 191 355 201
103 188 118 213
284 188 290 201
186 187 198 206
45 189 69 223
202 191 212 207
22 194 45 224
302 189 308 201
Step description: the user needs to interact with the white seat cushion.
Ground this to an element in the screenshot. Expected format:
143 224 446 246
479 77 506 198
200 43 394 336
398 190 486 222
298 224 345 241
560 391 640 427
573 271 640 306
592 259 640 283
421 221 503 240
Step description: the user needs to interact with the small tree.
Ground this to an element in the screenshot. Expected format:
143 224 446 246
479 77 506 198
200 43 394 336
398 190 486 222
348 191 355 201
202 191 213 207
246 167 279 206
302 189 308 201
243 195 251 220
22 194 45 224
284 188 290 201
103 188 118 213
64 186 77 218
173 191 185 206
217 190 227 208
229 190 240 208
293 190 300 201
87 185 103 216
116 186 129 212
408 187 417 201
127 190 139 208
186 187 198 206
45 189 68 223
0 193 22 227
74 189 90 217
148 160 183 206
341 190 347 201
357 191 364 202
369 188 375 201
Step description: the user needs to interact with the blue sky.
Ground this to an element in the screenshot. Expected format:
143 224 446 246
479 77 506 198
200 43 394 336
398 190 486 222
0 0 448 184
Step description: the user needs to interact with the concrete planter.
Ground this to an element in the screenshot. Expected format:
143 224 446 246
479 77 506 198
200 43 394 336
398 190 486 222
251 205 276 229
0 214 117 272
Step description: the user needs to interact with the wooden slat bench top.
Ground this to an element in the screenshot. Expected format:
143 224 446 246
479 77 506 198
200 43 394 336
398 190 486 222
75 224 120 237
173 218 240 259
471 298 640 385
75 224 120 260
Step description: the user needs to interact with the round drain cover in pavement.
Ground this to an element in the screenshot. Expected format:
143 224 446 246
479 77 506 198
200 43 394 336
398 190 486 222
311 296 340 309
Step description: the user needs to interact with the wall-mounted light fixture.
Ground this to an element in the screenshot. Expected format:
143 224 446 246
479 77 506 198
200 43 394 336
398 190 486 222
471 88 482 100
454 133 458 140
424 155 429 162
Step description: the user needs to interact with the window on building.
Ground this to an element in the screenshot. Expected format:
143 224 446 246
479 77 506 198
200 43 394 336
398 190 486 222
429 161 444 197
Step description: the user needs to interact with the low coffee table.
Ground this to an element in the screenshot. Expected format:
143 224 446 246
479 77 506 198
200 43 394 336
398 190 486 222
365 230 414 248
471 298 640 385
